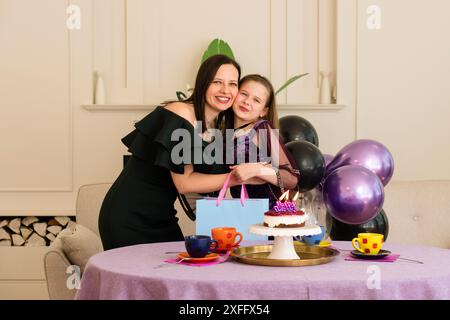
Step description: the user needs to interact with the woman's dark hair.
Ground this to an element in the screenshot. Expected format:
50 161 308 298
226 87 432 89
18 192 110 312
184 55 241 132
175 56 240 220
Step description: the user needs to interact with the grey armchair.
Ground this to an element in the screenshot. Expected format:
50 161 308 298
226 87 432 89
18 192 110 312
43 183 111 300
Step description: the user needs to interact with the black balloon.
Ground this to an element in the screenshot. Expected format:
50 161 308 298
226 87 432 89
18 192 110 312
286 141 325 193
279 115 319 147
328 209 389 241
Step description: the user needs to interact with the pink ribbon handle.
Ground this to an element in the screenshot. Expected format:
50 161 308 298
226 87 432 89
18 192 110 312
216 173 248 207
240 182 249 206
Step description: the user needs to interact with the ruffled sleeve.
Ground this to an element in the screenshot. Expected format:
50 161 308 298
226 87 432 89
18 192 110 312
122 106 199 174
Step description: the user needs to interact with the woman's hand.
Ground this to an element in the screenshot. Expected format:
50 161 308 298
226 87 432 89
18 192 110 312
230 163 268 183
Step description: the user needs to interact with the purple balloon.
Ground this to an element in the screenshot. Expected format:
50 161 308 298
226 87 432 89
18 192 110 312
322 165 384 225
323 154 334 167
326 139 394 186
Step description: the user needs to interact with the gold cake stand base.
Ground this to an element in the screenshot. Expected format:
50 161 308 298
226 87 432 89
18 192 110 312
231 243 340 267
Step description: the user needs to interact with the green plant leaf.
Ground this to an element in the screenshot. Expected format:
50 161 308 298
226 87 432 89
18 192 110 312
176 91 187 101
275 73 309 96
201 38 235 63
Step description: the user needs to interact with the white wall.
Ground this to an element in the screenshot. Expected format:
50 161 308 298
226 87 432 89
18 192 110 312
1 0 449 217
356 0 450 181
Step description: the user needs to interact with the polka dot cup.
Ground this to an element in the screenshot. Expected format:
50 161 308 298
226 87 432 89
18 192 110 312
211 227 243 251
352 233 384 255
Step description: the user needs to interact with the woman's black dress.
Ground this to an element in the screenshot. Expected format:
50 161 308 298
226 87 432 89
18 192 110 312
98 106 224 250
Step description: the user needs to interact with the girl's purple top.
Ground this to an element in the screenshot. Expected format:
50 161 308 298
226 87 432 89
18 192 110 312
229 120 300 208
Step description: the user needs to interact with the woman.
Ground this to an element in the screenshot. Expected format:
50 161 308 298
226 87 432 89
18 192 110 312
228 74 300 208
98 55 252 250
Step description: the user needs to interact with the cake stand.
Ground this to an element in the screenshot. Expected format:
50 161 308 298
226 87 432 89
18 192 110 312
249 224 322 260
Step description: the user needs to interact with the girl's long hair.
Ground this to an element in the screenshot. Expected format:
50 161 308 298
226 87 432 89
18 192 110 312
238 74 279 129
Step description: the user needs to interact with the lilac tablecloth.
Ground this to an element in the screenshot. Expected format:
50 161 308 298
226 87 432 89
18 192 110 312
75 241 450 300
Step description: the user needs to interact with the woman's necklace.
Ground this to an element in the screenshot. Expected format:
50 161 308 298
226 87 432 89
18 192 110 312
234 121 256 138
201 119 217 142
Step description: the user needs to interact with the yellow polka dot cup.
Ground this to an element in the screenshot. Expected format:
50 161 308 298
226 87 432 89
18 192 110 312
352 233 384 255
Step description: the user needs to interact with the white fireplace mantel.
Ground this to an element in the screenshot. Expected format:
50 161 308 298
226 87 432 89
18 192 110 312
82 104 345 112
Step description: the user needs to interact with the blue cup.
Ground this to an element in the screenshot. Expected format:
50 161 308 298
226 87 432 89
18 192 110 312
184 235 219 258
301 226 325 246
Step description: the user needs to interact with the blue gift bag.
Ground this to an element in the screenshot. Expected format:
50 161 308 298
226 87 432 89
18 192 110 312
196 174 269 241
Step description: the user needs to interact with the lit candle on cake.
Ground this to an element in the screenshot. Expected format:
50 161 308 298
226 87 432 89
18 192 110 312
274 191 296 212
287 192 300 212
284 191 298 212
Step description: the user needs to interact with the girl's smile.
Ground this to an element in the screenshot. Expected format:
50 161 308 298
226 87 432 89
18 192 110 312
233 80 269 127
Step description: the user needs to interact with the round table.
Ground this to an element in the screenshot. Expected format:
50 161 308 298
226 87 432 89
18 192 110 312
75 241 450 300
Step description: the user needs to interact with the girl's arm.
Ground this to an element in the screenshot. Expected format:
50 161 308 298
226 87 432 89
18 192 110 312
229 163 279 185
231 122 300 190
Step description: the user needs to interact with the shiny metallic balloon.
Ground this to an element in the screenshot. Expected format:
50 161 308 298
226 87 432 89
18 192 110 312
326 139 394 186
328 209 389 241
323 154 334 167
286 141 325 193
322 165 384 225
279 115 319 147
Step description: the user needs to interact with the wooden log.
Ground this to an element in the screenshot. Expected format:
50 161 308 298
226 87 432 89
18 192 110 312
0 228 11 240
12 234 25 246
47 225 62 236
46 233 56 242
0 239 12 246
20 226 33 241
47 218 60 226
0 219 8 228
25 233 46 246
22 216 39 227
54 216 71 227
67 220 77 231
33 222 48 237
8 218 21 234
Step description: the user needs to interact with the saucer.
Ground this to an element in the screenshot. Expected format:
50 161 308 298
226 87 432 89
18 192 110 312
177 252 219 263
350 250 391 259
319 241 331 247
216 245 239 254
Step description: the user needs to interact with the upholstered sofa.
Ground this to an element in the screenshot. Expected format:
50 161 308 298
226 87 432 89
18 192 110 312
43 180 450 299
383 180 450 248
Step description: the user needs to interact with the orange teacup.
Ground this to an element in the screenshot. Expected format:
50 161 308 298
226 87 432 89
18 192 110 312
211 227 243 251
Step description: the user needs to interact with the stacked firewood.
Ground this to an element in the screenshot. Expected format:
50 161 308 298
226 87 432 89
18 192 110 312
0 216 76 246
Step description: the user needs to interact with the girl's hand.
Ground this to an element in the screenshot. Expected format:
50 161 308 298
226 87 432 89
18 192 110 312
230 163 266 183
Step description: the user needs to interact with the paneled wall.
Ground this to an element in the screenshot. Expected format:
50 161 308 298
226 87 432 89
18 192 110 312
1 0 449 219
356 0 450 180
0 0 349 216
92 0 338 106
0 0 72 192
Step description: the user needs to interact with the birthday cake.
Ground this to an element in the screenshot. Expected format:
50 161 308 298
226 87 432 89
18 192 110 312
263 191 307 228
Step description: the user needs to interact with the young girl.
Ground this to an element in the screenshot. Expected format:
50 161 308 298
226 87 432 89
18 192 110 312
229 75 300 207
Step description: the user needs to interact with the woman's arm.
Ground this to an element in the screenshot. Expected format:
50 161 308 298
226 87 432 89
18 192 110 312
171 165 229 194
171 165 266 194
